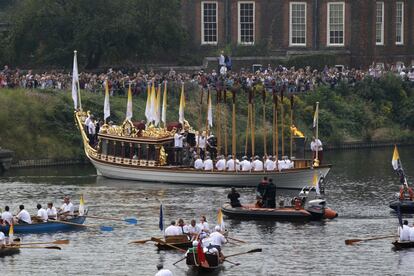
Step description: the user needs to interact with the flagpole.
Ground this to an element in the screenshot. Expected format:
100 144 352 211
315 101 319 166
232 90 237 171
275 92 279 159
205 88 210 135
216 90 222 156
223 90 228 157
251 89 255 157
74 50 82 111
281 86 285 157
262 89 267 157
245 89 252 156
290 95 294 158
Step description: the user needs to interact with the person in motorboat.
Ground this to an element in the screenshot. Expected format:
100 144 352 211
399 185 414 201
399 220 411 241
263 179 276 208
227 187 242 207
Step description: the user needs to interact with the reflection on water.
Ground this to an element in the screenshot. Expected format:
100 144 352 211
0 147 414 275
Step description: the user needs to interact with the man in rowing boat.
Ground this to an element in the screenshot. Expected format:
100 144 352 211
59 196 74 219
197 216 210 233
187 219 201 239
204 225 227 261
164 221 181 237
240 156 252 171
227 187 242 207
177 219 189 235
203 155 214 171
16 205 31 224
36 204 48 222
46 202 57 220
194 155 204 170
264 155 275 171
252 156 264 171
1 206 13 225
215 155 226 171
154 264 173 276
399 220 411 241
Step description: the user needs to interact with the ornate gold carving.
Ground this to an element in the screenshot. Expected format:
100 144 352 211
141 124 175 138
159 146 167 166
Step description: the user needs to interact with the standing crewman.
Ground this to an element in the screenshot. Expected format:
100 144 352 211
227 187 242 207
174 128 185 165
310 136 323 165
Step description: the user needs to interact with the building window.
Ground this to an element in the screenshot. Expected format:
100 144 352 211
327 2 345 46
201 1 218 45
375 2 384 45
396 2 404 45
238 1 255 45
290 2 307 46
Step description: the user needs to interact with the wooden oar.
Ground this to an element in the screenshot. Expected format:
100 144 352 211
85 215 137 225
10 240 69 246
227 236 246 243
223 259 240 266
345 235 397 245
224 248 262 260
150 237 186 252
129 238 161 244
48 220 88 228
173 256 187 266
15 246 62 250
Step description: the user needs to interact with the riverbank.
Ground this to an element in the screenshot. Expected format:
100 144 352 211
0 75 413 162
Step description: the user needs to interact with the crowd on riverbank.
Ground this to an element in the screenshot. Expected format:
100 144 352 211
1 62 414 95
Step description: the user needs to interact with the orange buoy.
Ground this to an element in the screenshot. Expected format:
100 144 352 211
324 208 338 219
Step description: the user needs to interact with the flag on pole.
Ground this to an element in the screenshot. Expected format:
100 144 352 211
313 102 319 128
178 83 185 124
161 81 167 126
145 82 151 122
71 51 79 109
8 223 14 240
312 172 320 195
207 90 213 127
149 82 156 123
154 84 161 126
159 204 164 232
104 80 111 121
126 83 133 120
217 208 225 231
79 194 85 216
392 145 401 170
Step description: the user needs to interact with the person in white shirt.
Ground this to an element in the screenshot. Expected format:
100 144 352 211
252 156 264 171
0 231 5 245
310 136 323 165
203 156 214 171
409 223 414 241
36 204 48 222
226 156 239 171
87 116 96 146
60 196 75 218
196 132 207 159
194 155 204 170
173 129 185 165
187 219 201 238
177 218 189 235
46 202 57 220
399 220 411 241
155 264 173 276
240 156 252 171
1 206 13 225
264 156 275 171
208 225 227 251
164 221 181 237
16 205 32 224
197 216 209 233
215 155 226 171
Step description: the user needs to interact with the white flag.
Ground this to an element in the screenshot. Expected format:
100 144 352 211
313 102 319 128
104 80 110 120
71 51 79 109
126 83 133 120
145 82 151 122
179 83 185 124
207 90 213 127
161 81 167 125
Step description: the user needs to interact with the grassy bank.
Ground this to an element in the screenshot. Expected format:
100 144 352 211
0 74 413 160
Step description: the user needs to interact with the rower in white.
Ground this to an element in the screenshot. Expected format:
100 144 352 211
252 156 264 171
240 156 252 171
215 155 226 171
399 220 411 241
164 220 181 237
36 203 48 222
16 205 31 224
46 202 57 220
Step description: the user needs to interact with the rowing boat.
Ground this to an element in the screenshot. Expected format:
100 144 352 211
0 241 20 258
186 249 221 272
0 216 87 234
155 235 193 251
392 240 414 250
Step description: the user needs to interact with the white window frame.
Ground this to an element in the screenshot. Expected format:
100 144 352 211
238 1 255 45
327 2 345 47
289 2 307 46
201 1 218 45
396 2 404 45
375 2 384 45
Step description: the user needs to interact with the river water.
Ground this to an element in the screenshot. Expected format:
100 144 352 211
1 147 414 276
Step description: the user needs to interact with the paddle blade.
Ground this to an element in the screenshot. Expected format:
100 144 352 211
54 239 70 245
129 239 151 244
125 218 138 225
100 226 114 232
345 239 360 245
45 246 62 250
248 248 262 253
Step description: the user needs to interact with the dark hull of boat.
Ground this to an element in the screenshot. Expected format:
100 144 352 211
156 242 193 250
186 251 221 272
389 200 414 213
0 216 87 234
221 203 323 221
0 247 20 258
392 240 414 250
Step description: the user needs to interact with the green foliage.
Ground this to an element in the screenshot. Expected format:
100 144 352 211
0 0 187 68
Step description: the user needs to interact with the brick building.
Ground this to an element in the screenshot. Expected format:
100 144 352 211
181 0 414 68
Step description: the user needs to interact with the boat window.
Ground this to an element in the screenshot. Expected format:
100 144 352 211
101 139 108 155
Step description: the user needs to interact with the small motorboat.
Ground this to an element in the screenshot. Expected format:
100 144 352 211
389 199 414 214
392 240 414 250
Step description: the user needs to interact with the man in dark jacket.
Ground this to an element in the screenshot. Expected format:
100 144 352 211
227 187 242 207
263 178 276 208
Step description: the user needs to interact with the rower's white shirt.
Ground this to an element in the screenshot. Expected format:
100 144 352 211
204 159 214 170
188 224 201 235
47 207 57 220
164 225 181 236
194 158 204 170
215 159 226 171
409 227 414 241
197 136 206 149
400 225 411 241
278 160 288 171
265 159 275 171
240 160 252 171
177 224 190 235
155 269 173 276
37 208 48 222
226 159 239 171
17 209 32 224
208 231 227 247
252 160 264 171
1 211 13 225
197 222 209 232
61 202 75 215
88 121 96 135
174 133 184 148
